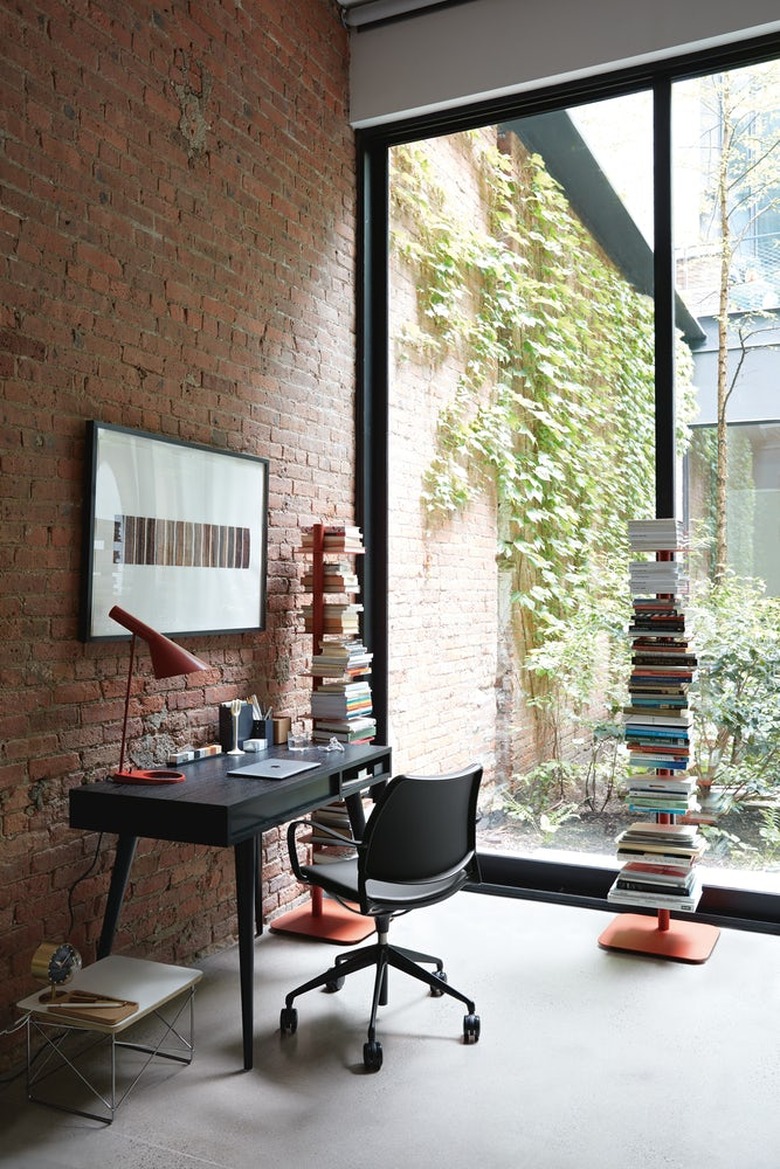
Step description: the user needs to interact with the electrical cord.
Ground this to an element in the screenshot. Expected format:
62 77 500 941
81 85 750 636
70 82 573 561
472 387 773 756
0 833 105 1084
67 831 104 936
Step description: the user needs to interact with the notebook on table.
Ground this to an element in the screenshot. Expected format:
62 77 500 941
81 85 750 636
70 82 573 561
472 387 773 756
228 758 321 780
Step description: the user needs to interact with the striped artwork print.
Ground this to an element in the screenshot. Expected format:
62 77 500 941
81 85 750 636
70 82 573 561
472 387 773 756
113 515 251 568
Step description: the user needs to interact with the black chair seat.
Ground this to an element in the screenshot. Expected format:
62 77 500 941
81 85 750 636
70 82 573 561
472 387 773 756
298 858 472 911
279 765 483 1072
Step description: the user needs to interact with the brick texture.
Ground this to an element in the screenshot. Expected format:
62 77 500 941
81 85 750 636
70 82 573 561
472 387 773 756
388 131 501 781
0 0 353 1071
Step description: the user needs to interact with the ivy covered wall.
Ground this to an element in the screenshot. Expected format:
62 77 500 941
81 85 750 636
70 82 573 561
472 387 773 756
387 124 663 793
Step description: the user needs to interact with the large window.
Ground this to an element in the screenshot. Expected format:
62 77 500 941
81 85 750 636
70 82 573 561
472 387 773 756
358 36 780 930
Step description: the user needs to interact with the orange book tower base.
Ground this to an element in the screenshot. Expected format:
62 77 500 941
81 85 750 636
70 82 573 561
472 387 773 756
598 908 719 963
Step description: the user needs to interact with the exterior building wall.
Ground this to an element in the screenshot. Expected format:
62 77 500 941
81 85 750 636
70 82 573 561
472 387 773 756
387 125 637 814
388 130 501 792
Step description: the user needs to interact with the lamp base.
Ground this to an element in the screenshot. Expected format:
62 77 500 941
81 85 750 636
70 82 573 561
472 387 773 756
112 768 185 785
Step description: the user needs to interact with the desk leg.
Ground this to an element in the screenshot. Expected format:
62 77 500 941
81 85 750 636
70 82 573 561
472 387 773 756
97 835 138 959
234 838 256 1070
344 792 367 839
255 833 264 937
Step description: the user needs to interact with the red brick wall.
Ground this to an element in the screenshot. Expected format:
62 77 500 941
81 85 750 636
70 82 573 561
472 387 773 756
388 131 499 783
0 0 353 1069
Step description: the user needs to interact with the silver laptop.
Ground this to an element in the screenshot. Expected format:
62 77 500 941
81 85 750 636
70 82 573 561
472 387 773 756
228 758 321 780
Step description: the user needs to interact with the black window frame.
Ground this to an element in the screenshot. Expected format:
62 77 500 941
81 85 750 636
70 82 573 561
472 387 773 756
355 32 780 935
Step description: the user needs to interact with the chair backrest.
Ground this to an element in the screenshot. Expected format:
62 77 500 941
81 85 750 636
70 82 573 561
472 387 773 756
358 765 483 888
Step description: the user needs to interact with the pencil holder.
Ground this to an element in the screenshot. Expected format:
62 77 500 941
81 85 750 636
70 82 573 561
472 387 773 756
251 718 273 747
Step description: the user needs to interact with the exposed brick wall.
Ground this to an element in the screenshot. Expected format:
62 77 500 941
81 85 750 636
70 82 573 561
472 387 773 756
0 0 353 1070
388 131 500 784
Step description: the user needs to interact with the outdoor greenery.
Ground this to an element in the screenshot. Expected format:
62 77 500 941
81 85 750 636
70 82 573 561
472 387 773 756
688 572 780 803
391 135 670 656
389 124 780 867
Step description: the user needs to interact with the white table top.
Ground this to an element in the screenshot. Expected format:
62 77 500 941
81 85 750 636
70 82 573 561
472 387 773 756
17 955 203 1033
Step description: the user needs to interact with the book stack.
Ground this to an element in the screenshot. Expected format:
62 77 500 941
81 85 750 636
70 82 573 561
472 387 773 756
624 771 697 816
302 601 363 636
628 559 687 595
627 517 686 550
302 523 376 746
311 680 373 720
301 524 365 553
307 802 357 865
310 639 373 678
608 517 705 914
609 822 706 912
302 562 360 593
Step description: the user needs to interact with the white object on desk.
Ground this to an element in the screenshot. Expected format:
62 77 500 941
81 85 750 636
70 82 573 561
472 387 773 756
18 955 202 1122
228 758 320 779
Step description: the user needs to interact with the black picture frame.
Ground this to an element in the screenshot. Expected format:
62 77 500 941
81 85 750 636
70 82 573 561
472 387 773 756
79 421 269 641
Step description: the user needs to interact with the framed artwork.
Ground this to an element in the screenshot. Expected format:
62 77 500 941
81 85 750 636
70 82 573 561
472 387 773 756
79 421 269 641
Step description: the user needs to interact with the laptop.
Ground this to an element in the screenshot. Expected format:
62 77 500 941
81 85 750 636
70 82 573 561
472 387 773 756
228 758 321 780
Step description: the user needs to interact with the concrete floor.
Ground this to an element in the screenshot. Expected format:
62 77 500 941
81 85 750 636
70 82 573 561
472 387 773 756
1 892 778 1169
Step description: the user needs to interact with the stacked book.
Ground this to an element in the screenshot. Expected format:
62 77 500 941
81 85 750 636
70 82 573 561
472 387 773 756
608 517 704 913
311 716 377 745
624 771 697 816
310 680 373 719
302 601 363 636
628 559 687 595
627 517 686 551
301 523 376 746
302 562 360 593
608 822 707 912
310 638 373 678
301 524 365 553
307 802 357 865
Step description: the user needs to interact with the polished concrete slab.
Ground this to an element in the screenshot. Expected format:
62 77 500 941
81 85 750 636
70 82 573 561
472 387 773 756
1 893 778 1169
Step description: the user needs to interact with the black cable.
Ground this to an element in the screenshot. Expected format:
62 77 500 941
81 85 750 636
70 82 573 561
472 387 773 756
67 832 104 937
0 835 106 1085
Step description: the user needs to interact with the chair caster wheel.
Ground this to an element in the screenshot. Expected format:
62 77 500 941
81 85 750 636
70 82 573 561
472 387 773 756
280 1006 298 1035
325 976 345 993
363 1040 383 1072
463 1013 480 1044
430 970 447 997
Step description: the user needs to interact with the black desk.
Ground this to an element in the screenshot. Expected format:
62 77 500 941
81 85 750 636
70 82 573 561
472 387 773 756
69 743 392 1070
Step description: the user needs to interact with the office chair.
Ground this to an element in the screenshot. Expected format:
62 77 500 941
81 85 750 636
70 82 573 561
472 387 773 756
279 764 483 1072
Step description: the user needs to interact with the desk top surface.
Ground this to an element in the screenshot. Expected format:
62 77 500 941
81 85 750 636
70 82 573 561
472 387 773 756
69 743 391 846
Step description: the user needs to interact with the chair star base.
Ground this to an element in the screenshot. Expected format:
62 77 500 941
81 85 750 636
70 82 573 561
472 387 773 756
280 931 480 1073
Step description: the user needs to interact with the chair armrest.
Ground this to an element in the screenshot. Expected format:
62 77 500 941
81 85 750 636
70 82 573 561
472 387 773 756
286 819 312 881
286 818 358 881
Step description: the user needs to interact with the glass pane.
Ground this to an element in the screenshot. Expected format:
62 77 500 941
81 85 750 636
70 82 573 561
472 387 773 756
675 61 780 891
387 69 780 895
388 92 659 865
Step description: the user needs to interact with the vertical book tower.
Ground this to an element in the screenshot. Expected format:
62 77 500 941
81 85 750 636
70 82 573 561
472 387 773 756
270 521 375 944
598 518 719 962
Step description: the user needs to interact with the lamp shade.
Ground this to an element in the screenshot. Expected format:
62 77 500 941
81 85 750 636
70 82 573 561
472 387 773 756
109 605 210 783
109 605 209 678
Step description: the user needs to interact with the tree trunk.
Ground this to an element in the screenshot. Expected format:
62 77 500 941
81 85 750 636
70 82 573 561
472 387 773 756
715 77 733 586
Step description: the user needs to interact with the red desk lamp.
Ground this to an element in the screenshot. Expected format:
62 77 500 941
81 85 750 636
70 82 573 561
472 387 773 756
109 604 210 784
